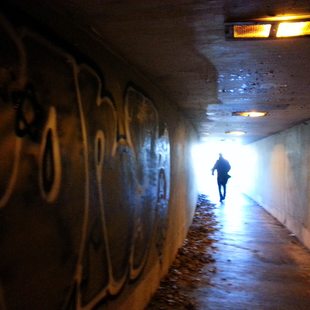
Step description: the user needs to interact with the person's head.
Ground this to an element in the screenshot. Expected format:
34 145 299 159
219 153 223 159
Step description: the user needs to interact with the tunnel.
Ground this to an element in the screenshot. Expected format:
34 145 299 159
1 1 310 309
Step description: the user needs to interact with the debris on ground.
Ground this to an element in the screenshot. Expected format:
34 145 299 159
146 195 218 309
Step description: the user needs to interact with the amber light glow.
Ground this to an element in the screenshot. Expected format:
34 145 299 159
233 111 268 117
276 21 310 37
228 15 310 40
233 24 271 38
257 15 310 22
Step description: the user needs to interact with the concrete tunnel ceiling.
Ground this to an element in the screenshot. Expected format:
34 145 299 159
7 0 310 144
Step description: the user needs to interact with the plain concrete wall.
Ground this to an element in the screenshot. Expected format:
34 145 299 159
0 11 198 310
242 122 310 249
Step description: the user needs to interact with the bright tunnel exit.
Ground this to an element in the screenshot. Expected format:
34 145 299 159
192 139 258 202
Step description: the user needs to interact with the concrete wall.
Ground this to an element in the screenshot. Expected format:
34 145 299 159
242 122 310 249
0 12 198 310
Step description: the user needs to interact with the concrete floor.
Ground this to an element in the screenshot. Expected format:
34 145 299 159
192 193 310 310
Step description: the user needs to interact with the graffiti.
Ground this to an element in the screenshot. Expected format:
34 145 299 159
0 14 170 310
124 86 159 280
13 83 45 141
155 125 171 262
0 13 25 210
39 106 62 203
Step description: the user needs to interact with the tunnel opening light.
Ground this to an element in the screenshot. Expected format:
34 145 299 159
191 140 257 201
232 111 268 117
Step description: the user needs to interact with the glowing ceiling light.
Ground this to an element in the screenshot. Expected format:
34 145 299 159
233 24 271 38
277 21 310 37
226 15 310 39
225 130 246 136
257 15 310 22
232 111 268 117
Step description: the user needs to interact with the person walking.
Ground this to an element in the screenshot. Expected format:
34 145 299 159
212 153 231 202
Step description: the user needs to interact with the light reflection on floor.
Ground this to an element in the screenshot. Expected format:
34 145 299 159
191 189 310 309
206 187 249 234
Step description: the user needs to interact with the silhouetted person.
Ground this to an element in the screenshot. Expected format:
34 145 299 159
212 153 231 202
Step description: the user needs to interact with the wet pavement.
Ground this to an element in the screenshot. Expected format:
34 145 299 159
191 193 310 310
147 192 310 309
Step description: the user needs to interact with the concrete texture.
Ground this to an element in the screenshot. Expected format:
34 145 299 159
5 0 310 144
242 122 310 250
193 193 310 309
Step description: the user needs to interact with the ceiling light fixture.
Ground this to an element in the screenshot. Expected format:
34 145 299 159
233 24 271 38
232 111 268 117
225 130 246 136
225 16 310 39
277 21 310 37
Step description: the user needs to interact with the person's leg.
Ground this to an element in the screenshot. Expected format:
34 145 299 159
223 183 227 199
217 180 223 201
218 180 224 201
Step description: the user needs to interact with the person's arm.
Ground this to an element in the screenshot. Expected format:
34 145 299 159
227 161 231 172
212 161 217 175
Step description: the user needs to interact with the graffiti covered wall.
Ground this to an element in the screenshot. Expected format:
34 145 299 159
0 12 197 310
